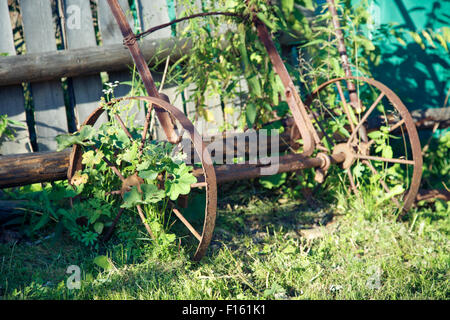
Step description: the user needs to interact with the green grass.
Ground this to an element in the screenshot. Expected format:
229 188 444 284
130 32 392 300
0 180 449 300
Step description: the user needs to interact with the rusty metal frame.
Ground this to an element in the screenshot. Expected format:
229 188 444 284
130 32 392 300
64 0 424 259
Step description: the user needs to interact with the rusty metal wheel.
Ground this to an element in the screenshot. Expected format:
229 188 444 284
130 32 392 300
68 96 217 261
305 76 422 214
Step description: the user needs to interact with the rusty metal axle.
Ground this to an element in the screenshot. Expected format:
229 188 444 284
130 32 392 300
0 148 345 189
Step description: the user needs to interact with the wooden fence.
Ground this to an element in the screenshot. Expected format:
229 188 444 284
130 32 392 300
0 0 238 156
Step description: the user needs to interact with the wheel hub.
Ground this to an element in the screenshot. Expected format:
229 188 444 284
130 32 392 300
332 143 355 169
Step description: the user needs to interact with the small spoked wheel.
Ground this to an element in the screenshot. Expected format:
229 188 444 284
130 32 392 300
306 76 423 214
68 96 217 261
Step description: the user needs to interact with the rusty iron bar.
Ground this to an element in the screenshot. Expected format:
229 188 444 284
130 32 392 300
134 11 243 40
0 149 344 189
106 0 179 145
326 0 368 142
172 207 202 242
416 189 450 202
253 17 319 156
193 152 345 185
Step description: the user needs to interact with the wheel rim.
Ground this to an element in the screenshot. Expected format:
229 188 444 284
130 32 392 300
305 76 422 214
68 96 217 261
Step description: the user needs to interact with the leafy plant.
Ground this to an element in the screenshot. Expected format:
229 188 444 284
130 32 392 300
422 131 450 190
0 114 25 144
54 97 197 247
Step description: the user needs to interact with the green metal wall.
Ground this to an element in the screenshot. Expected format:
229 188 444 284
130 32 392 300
368 0 449 111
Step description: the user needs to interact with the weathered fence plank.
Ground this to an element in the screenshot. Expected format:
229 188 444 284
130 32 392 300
20 0 68 151
138 0 172 40
138 0 183 140
63 0 106 127
0 0 29 155
98 0 146 126
0 37 192 86
98 0 134 98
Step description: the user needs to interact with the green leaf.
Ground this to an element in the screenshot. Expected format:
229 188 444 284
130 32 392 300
302 0 314 10
55 125 96 151
435 33 448 51
382 145 393 159
165 163 197 201
32 212 50 231
282 244 296 254
56 134 79 151
409 31 425 49
359 37 375 51
121 186 143 208
256 12 276 30
139 169 159 181
259 173 287 189
79 125 96 140
93 222 104 234
247 75 262 97
378 184 405 203
396 36 407 46
281 0 294 15
263 282 286 298
82 150 104 168
353 162 365 178
93 255 113 271
368 131 382 140
442 26 450 43
121 141 138 164
301 39 324 47
141 184 165 204
113 129 131 149
421 30 436 48
245 102 258 127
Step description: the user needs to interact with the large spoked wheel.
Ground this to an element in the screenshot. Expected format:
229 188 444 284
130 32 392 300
68 96 217 261
305 76 422 214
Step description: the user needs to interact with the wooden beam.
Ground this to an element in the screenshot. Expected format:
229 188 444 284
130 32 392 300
0 149 71 188
0 149 324 189
21 0 68 151
0 110 447 189
0 37 192 86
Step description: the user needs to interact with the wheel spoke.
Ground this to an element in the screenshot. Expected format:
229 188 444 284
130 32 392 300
94 147 125 181
114 114 134 141
346 168 359 195
105 190 122 196
172 207 202 242
387 118 405 133
191 182 207 188
367 118 406 149
136 204 156 240
348 92 385 145
336 81 356 134
140 102 154 154
363 160 401 208
353 153 415 165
